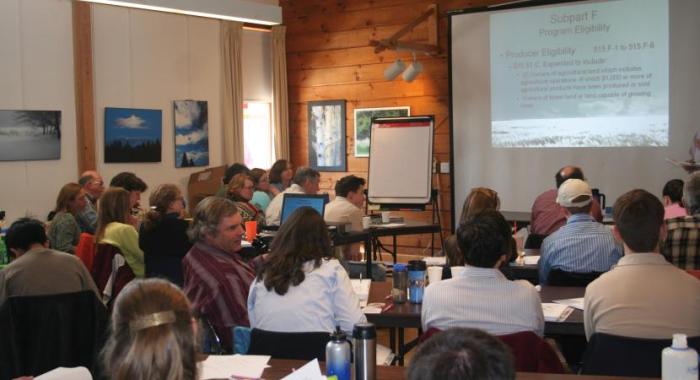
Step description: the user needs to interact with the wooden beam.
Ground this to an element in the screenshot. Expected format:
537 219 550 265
385 5 435 44
370 39 440 55
72 1 96 175
368 4 440 55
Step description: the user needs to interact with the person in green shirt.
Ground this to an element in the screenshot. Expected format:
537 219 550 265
47 183 87 254
96 187 145 278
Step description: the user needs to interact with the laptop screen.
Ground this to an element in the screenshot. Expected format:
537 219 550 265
280 193 329 225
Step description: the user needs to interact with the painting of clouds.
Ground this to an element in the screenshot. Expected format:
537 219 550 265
0 110 61 161
174 100 208 168
104 107 161 163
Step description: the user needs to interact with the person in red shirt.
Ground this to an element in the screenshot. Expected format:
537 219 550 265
530 166 603 237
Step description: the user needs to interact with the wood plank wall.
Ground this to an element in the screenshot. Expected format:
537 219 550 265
281 0 506 256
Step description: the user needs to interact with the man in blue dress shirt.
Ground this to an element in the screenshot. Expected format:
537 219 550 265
539 179 622 284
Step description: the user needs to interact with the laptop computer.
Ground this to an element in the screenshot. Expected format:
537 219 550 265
279 193 329 225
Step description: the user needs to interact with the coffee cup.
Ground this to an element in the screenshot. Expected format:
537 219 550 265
362 216 371 229
427 266 442 285
450 266 465 278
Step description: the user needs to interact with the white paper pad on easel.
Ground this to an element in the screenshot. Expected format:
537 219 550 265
541 303 574 322
199 354 270 379
553 297 584 310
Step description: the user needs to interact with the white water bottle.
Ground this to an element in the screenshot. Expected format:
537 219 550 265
662 334 698 380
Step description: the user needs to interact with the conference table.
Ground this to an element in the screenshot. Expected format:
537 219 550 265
364 281 585 365
261 359 651 379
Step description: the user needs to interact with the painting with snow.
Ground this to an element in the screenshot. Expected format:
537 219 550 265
0 110 61 161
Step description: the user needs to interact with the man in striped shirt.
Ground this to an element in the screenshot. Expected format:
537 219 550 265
183 196 264 352
539 179 622 284
422 210 544 336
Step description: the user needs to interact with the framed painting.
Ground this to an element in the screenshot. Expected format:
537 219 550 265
0 110 61 161
307 100 346 172
174 100 209 168
354 106 410 157
105 107 162 163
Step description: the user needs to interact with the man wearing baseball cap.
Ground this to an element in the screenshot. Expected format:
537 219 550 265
539 179 622 285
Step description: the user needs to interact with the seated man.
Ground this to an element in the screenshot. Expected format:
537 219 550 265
530 166 603 236
663 172 700 269
183 196 263 352
422 210 544 336
0 218 99 305
109 171 148 225
662 179 686 220
75 170 105 234
324 175 366 260
539 179 622 284
585 189 700 339
408 328 515 380
265 167 320 225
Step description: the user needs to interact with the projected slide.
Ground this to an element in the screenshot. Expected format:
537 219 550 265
490 0 668 148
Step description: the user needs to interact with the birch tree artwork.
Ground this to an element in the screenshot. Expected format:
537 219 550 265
307 100 346 172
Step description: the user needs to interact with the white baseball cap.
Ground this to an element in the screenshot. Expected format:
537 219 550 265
557 179 592 207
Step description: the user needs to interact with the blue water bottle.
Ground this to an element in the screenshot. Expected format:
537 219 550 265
326 326 351 380
407 260 427 304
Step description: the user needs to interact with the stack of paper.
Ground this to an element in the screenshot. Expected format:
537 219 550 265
423 256 447 266
523 255 540 265
199 354 270 379
541 303 574 322
351 279 371 308
553 297 584 310
281 359 325 380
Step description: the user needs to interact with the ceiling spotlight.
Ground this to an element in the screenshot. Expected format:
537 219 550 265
384 59 406 81
402 53 422 83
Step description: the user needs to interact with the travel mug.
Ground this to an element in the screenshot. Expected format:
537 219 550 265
353 323 376 380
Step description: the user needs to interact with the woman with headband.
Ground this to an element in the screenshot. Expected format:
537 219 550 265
101 279 198 380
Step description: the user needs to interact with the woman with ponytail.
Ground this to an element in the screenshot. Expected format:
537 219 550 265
139 184 192 286
247 207 366 334
101 278 198 380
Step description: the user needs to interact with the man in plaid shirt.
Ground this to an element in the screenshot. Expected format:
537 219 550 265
663 172 700 269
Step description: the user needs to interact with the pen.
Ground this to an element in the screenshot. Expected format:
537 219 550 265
382 303 394 313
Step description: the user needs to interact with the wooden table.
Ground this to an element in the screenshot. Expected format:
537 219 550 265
262 359 653 379
365 281 585 364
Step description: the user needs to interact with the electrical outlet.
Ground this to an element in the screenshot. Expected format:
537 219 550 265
440 162 450 173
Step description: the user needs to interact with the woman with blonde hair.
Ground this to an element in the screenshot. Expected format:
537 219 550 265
48 182 87 254
139 184 192 286
101 278 198 380
96 187 145 278
227 173 265 226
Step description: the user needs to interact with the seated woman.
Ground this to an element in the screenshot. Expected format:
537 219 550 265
422 210 544 336
139 184 192 286
247 207 366 334
101 278 198 380
250 168 271 212
48 183 87 254
268 159 293 197
227 173 265 227
96 187 145 278
444 187 517 277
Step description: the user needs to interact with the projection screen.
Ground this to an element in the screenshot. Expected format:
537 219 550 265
450 0 700 226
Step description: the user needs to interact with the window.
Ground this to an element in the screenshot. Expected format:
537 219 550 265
243 101 274 169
